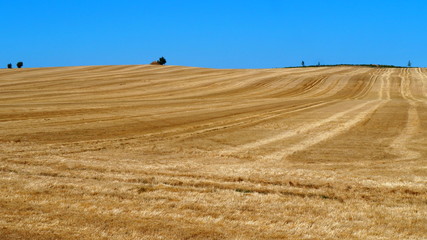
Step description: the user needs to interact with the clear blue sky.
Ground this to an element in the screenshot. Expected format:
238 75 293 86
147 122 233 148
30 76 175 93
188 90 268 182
1 0 426 69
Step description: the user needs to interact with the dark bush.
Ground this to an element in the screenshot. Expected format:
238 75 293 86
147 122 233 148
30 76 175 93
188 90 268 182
7 63 12 69
157 57 166 65
17 62 23 68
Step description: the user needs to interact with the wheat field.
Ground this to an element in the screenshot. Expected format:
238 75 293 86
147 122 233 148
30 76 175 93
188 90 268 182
0 65 426 239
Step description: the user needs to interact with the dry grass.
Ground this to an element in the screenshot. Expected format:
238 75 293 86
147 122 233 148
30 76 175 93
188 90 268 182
0 65 426 239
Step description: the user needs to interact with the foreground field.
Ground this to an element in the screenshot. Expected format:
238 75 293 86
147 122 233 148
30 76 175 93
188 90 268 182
0 65 426 239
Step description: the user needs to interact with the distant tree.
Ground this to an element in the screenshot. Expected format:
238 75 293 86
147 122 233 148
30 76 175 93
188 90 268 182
317 62 320 66
408 60 412 67
16 62 23 68
157 57 167 65
301 61 305 67
7 63 12 69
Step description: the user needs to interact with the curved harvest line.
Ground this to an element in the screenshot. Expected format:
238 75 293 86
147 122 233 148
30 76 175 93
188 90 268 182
263 100 385 161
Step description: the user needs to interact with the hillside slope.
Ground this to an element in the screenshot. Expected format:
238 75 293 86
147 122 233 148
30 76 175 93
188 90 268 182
0 65 426 239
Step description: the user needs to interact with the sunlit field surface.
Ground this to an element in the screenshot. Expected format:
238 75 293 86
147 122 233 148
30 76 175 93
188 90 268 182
1 65 426 239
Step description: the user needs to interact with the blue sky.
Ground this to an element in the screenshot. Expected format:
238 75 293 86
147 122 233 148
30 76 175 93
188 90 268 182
1 0 426 68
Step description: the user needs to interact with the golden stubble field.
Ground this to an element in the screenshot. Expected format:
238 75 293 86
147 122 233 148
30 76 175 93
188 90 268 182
0 65 426 239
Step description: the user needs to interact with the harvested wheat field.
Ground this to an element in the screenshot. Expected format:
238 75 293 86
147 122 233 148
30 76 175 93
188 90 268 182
0 65 426 239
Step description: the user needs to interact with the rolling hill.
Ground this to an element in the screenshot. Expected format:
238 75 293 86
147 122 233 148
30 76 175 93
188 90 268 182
0 65 426 239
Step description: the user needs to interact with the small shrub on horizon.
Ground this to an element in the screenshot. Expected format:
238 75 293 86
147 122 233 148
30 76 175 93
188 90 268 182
157 57 167 65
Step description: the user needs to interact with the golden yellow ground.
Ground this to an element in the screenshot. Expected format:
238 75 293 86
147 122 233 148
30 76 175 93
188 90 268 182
0 65 426 239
